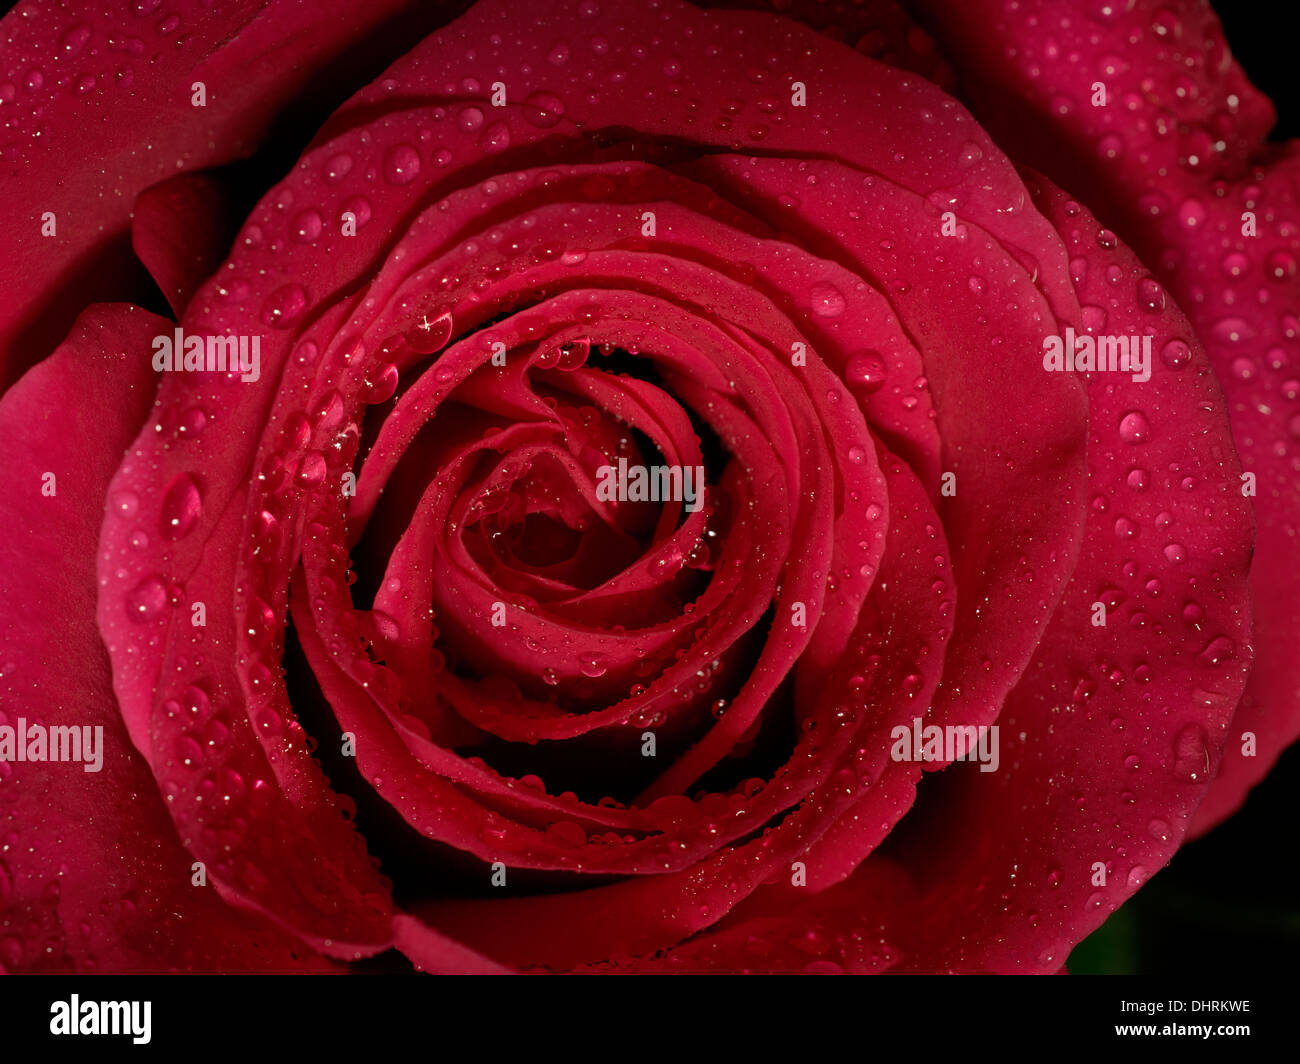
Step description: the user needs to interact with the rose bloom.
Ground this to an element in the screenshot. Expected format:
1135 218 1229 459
0 0 1295 975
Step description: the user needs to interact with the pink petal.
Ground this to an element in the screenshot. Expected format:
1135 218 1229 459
0 304 335 972
0 0 466 388
902 0 1300 832
132 172 243 317
833 173 1253 973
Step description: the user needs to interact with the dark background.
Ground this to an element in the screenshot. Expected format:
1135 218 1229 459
1069 745 1300 974
1214 0 1299 140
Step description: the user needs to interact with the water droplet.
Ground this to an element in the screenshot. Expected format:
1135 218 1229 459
383 143 421 185
1081 304 1108 332
1197 635 1235 667
1160 338 1191 369
1230 356 1256 381
1177 198 1206 229
1098 133 1124 159
159 474 202 540
262 284 307 328
646 794 699 832
1136 278 1165 312
548 820 587 846
809 282 846 318
366 364 400 404
845 351 887 394
1118 411 1150 444
111 489 140 519
245 597 276 644
1266 250 1296 280
523 91 565 128
1212 317 1254 345
404 310 453 354
291 210 322 243
60 24 92 56
1221 251 1249 277
312 390 345 432
126 576 168 622
1147 818 1171 841
295 453 327 488
579 654 608 678
176 406 209 439
480 122 511 153
174 734 203 768
341 197 371 229
324 153 353 183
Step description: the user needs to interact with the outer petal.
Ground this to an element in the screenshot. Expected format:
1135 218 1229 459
132 172 245 317
0 0 467 388
833 174 1253 973
901 0 1300 830
0 304 334 972
709 0 956 88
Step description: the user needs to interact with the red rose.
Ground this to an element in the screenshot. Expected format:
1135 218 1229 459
0 0 1292 974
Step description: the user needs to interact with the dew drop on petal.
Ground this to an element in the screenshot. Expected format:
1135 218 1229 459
294 453 327 488
291 209 322 243
366 364 400 404
159 474 202 540
1160 338 1192 369
126 576 168 622
1118 411 1150 444
809 282 846 318
262 284 307 328
383 143 421 185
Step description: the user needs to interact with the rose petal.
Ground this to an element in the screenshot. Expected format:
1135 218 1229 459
0 304 335 972
132 172 244 317
396 443 950 969
692 152 1089 746
832 173 1254 973
0 0 468 388
902 0 1300 832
